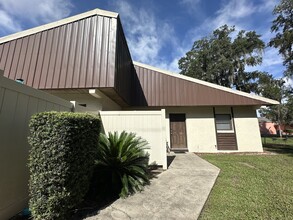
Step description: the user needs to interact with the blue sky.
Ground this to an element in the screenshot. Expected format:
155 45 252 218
0 0 290 84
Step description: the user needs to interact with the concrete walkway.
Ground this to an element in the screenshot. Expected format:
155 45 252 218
85 153 220 220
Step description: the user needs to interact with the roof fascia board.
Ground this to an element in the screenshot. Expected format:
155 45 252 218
0 8 118 44
133 61 279 105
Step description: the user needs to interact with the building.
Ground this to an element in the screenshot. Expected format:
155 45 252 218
258 117 293 135
0 8 278 169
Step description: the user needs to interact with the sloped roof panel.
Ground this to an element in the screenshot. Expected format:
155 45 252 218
0 13 117 90
132 62 279 106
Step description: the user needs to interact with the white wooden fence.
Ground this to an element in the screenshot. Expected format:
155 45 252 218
100 110 167 169
0 72 73 220
0 71 168 219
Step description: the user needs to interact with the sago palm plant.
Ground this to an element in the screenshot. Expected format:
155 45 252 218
95 131 150 198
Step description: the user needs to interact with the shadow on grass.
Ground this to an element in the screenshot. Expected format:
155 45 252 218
263 143 293 156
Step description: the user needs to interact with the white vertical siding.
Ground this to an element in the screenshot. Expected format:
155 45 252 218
100 110 167 169
0 73 73 220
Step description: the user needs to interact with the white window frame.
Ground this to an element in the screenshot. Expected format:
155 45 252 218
215 114 234 133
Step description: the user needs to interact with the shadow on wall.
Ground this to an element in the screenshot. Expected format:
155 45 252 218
131 66 148 107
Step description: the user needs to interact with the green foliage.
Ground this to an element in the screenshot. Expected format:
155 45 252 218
28 112 101 220
179 25 265 92
269 0 293 77
257 73 285 101
258 73 293 130
284 129 293 134
95 131 150 198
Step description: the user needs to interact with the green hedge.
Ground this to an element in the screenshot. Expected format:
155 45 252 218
28 112 101 220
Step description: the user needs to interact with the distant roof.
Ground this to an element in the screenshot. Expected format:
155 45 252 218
258 117 272 122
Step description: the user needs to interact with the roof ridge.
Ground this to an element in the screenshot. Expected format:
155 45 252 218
0 8 118 44
132 61 279 105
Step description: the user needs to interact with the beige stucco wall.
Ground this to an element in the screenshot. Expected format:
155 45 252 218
166 106 263 153
166 107 218 152
100 110 167 169
233 106 263 152
0 74 73 220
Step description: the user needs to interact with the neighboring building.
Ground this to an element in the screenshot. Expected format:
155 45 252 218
0 9 278 167
258 117 277 135
258 117 293 135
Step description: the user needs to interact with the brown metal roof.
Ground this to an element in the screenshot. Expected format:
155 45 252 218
0 9 135 107
0 14 117 90
0 8 278 108
132 62 279 107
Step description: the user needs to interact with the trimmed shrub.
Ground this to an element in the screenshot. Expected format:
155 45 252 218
95 131 150 198
28 112 101 220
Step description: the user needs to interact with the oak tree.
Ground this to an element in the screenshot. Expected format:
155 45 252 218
257 73 293 136
269 0 293 77
178 25 265 93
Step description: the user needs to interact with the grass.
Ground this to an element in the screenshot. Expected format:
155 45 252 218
262 136 293 146
199 144 293 220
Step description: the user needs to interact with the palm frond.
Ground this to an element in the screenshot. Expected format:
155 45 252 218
95 131 150 198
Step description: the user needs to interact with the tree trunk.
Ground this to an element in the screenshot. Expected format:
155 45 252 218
278 105 282 138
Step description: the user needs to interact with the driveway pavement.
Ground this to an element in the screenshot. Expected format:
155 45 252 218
85 153 220 220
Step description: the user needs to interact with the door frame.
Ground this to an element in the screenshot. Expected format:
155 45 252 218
169 113 188 151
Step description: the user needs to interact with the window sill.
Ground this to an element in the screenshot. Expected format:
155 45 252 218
217 130 234 133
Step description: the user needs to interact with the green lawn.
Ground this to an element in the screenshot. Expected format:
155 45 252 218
262 136 293 146
199 146 293 220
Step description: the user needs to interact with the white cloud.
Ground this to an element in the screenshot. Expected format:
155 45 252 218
217 0 256 19
284 77 293 87
262 47 283 67
245 46 284 77
208 0 256 31
113 1 181 72
179 0 201 14
0 0 73 35
0 10 21 33
257 0 278 13
154 56 181 73
182 0 258 46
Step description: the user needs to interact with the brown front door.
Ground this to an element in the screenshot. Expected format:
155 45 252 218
170 114 187 149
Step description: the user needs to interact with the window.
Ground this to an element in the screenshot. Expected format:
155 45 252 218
215 114 232 130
